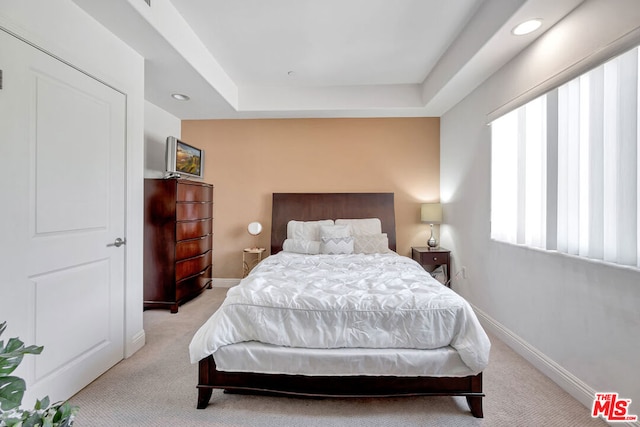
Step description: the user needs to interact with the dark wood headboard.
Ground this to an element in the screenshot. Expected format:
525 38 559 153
271 193 396 254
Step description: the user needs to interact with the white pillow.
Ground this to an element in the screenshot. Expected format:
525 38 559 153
319 224 351 239
354 234 389 254
282 239 321 255
320 236 354 255
287 219 334 241
335 218 382 236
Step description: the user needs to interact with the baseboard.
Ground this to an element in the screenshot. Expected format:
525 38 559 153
125 329 146 358
472 304 639 427
212 278 241 288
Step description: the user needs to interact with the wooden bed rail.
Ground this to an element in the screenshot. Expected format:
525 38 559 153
197 355 484 418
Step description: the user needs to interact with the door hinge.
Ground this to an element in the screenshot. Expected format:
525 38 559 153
0 70 3 90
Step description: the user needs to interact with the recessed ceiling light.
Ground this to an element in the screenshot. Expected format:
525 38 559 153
512 19 542 36
171 93 190 101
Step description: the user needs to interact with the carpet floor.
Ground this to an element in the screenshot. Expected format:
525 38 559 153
69 287 606 426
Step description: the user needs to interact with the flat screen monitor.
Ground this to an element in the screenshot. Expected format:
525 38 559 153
165 136 204 179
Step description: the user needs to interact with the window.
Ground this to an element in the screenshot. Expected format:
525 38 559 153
491 97 547 248
491 45 640 268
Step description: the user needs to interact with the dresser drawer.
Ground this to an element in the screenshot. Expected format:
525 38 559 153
176 219 212 241
176 265 212 302
176 234 212 261
176 250 212 282
176 202 212 220
177 182 212 202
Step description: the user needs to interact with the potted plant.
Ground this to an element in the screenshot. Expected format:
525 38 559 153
0 321 78 427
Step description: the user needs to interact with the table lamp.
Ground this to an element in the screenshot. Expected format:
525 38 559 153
421 203 442 248
247 222 262 250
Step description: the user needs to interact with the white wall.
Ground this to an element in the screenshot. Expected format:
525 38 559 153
144 101 181 178
0 0 146 397
441 0 640 416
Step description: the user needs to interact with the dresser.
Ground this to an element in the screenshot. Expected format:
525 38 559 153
144 178 213 313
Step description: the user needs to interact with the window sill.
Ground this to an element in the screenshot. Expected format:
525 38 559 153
490 238 640 273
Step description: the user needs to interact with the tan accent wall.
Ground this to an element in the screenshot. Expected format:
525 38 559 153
181 117 440 278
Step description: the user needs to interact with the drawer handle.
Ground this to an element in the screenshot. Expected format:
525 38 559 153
433 257 438 261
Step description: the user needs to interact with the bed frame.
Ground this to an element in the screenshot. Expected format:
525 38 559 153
196 192 484 417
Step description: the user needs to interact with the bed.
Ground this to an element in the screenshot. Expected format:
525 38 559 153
190 193 490 417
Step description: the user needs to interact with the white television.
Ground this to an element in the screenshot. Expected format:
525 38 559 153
165 136 205 179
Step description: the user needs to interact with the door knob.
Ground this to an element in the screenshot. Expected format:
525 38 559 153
107 237 126 248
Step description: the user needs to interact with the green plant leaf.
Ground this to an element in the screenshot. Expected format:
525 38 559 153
2 415 26 427
0 323 78 426
0 353 24 378
55 401 79 424
22 409 42 427
5 337 43 355
0 337 43 377
0 376 26 411
37 395 50 410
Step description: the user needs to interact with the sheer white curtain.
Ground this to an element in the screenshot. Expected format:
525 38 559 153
491 45 640 268
557 47 639 267
491 97 547 248
523 98 547 248
491 112 518 244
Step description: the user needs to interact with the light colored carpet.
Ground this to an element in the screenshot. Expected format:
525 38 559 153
69 287 605 426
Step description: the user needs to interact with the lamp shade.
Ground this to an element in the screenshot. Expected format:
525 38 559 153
247 222 263 236
421 203 442 224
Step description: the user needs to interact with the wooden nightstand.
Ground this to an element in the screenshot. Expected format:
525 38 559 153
411 247 451 287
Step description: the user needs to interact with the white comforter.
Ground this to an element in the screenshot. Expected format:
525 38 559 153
189 252 490 373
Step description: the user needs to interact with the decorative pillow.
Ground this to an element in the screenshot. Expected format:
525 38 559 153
282 239 321 255
320 236 354 254
354 233 389 254
287 219 334 241
335 218 382 236
319 224 351 239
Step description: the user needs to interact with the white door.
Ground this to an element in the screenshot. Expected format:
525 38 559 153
0 29 126 403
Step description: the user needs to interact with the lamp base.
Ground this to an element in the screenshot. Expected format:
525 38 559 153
427 224 438 248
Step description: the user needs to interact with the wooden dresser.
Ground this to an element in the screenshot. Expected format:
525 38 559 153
143 178 213 313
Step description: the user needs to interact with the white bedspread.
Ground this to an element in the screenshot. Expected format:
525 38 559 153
189 252 490 373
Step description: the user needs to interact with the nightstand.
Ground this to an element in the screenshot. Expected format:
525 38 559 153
243 247 265 277
411 247 451 287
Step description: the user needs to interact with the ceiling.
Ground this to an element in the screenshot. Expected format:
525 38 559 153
72 0 583 120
